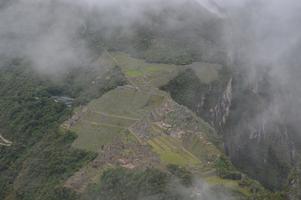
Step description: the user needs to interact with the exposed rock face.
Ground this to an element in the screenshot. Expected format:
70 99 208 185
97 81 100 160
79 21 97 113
161 68 231 129
287 166 301 200
162 68 300 192
222 73 299 190
210 77 232 132
224 115 293 190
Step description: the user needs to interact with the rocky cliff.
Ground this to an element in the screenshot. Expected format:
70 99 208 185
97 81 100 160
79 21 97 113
163 66 300 194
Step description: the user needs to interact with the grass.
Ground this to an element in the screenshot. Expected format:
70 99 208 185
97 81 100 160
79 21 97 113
107 51 220 88
82 111 137 127
148 136 201 167
125 69 144 77
88 87 158 118
71 121 123 152
205 176 252 197
70 86 166 152
111 52 181 87
182 133 220 170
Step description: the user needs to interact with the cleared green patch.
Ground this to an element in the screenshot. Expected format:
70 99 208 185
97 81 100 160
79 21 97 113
82 111 137 128
148 136 201 167
112 52 181 87
205 176 251 197
88 87 162 118
125 69 144 77
71 120 123 152
113 52 174 73
182 133 220 171
70 86 166 152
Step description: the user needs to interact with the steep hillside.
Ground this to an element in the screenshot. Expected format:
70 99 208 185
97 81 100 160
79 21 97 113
0 58 126 200
61 52 280 199
1 0 299 199
162 62 300 195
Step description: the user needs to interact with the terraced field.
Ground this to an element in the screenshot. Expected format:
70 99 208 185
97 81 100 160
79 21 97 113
65 51 184 153
148 135 201 166
68 86 165 152
62 52 266 198
205 176 253 197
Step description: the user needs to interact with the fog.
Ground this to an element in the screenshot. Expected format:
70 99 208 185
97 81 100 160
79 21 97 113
223 0 301 130
1 0 301 196
0 0 90 74
2 0 299 78
219 0 301 192
137 178 236 200
1 0 300 71
0 0 225 74
0 0 185 74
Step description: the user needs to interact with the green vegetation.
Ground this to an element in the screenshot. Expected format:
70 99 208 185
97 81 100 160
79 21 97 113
10 132 96 200
215 156 242 180
113 52 175 74
167 164 193 186
81 167 174 200
161 69 210 113
69 86 165 151
72 122 124 152
0 59 125 200
161 66 232 132
82 166 278 200
0 54 282 200
182 132 220 170
112 52 180 87
46 64 127 105
205 176 251 197
88 87 159 118
148 136 201 167
64 52 280 200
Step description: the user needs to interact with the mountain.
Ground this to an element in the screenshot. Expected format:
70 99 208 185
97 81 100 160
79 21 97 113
0 0 300 200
